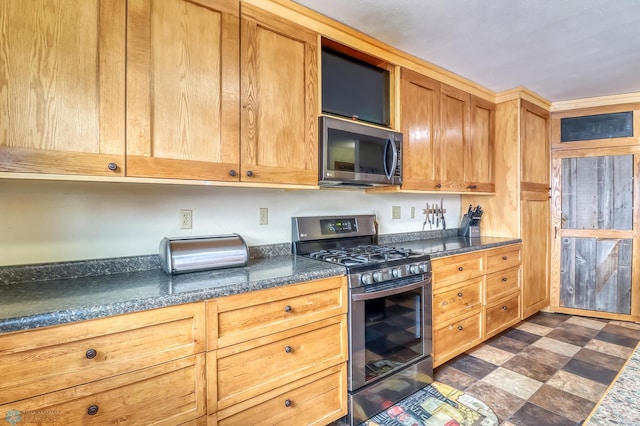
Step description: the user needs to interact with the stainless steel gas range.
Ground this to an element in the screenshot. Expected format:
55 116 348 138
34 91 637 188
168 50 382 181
292 215 433 425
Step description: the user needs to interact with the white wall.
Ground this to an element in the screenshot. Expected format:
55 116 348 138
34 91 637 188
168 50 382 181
0 179 461 266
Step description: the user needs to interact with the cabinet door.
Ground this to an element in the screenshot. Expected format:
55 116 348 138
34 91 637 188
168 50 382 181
521 191 550 318
467 96 495 192
240 4 318 185
400 69 441 190
126 0 240 181
521 100 550 191
438 84 470 190
0 0 125 176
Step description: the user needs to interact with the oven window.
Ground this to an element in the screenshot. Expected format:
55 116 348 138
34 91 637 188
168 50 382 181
364 287 423 381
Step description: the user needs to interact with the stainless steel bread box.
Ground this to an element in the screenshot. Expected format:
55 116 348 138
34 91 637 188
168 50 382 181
159 234 248 274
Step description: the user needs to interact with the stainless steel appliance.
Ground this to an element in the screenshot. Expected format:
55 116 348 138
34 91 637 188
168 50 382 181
159 234 248 275
319 116 403 188
292 215 433 425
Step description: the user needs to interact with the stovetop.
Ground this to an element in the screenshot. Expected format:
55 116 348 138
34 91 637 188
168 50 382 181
307 245 423 267
292 215 431 287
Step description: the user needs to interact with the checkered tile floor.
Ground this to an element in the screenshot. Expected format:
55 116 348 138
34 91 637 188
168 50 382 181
434 312 640 425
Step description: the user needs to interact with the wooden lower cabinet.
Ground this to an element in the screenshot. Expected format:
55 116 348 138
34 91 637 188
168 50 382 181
206 276 349 425
212 364 347 426
432 244 522 366
0 303 206 424
0 355 206 425
0 303 205 405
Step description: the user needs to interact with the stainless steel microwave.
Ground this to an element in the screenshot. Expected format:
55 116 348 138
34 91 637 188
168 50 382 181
319 116 403 188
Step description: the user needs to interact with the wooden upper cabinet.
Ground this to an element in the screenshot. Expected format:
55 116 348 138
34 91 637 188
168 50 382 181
521 100 550 190
438 84 470 188
126 0 240 181
400 72 494 192
0 0 126 176
240 4 318 185
400 69 441 190
468 96 495 192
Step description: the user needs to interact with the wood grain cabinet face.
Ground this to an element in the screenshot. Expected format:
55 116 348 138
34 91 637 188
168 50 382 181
126 0 241 181
206 276 349 425
0 0 126 176
400 71 494 193
0 354 206 425
432 245 522 366
0 303 205 405
240 4 318 185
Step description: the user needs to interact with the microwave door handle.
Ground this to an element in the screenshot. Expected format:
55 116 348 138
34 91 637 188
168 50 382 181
383 138 398 180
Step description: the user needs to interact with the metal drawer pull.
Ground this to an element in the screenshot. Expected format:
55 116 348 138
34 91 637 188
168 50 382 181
285 345 293 353
457 325 463 331
458 266 464 271
85 349 97 359
284 399 292 408
87 405 99 416
457 292 463 297
284 305 292 313
107 162 118 171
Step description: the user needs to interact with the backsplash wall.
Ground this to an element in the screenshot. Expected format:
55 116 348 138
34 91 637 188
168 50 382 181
0 179 461 266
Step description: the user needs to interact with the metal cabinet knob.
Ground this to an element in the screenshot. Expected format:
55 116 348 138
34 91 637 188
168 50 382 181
457 325 463 331
457 292 463 297
502 256 508 260
285 345 293 353
107 162 118 171
229 170 237 177
284 399 292 408
246 170 254 177
87 405 99 416
467 184 477 189
85 349 97 359
502 306 508 310
436 183 442 188
458 266 464 271
284 305 292 313
502 277 508 282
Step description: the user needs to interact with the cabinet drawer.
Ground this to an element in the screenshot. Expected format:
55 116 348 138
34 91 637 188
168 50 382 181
0 303 205 405
486 244 521 273
209 276 346 350
486 267 520 303
433 278 483 324
215 363 347 426
214 315 347 410
485 294 521 338
0 354 206 425
433 311 482 366
432 252 485 288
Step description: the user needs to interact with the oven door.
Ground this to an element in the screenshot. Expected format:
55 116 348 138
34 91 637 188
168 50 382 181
348 274 432 391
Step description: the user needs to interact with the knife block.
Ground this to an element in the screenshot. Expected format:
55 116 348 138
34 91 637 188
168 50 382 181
459 215 481 238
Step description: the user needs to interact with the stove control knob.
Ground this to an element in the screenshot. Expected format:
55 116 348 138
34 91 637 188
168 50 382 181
372 271 384 282
409 264 420 274
419 263 430 273
392 268 401 278
361 273 374 285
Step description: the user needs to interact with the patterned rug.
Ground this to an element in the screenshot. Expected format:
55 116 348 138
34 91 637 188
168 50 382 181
360 381 499 426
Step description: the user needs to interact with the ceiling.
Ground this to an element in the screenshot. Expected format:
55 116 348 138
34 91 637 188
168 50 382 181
293 0 640 102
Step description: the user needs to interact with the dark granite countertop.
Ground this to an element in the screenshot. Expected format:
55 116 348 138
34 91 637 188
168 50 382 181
0 234 520 334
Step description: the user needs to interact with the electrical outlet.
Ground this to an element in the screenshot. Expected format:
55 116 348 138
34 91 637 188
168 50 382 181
410 206 416 219
180 209 192 229
391 206 401 220
259 208 268 225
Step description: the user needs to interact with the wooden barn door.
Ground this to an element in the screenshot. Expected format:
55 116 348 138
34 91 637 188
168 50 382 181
551 154 638 316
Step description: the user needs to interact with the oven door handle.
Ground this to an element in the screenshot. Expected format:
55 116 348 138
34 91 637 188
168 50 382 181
351 280 426 301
